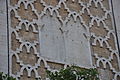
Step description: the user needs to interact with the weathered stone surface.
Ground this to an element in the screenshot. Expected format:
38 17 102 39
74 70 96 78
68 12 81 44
0 0 120 80
8 0 120 79
113 0 120 49
0 0 8 74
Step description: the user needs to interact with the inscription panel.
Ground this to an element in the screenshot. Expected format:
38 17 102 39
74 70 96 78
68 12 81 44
39 9 92 67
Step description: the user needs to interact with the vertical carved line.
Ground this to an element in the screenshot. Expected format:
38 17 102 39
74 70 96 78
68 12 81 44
6 0 10 75
110 0 120 56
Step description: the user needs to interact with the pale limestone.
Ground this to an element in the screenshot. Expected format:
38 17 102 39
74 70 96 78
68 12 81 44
0 0 8 74
113 0 120 49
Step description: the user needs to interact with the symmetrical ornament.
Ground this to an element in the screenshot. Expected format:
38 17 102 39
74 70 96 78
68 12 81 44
8 0 120 80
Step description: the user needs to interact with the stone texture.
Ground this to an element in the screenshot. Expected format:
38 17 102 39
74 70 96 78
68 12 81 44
113 0 120 50
0 0 120 80
0 0 8 74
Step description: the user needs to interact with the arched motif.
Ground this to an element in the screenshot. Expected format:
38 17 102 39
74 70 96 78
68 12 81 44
8 0 120 80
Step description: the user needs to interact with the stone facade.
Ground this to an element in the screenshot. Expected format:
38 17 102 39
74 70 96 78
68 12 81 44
113 0 120 48
0 0 120 80
0 0 8 74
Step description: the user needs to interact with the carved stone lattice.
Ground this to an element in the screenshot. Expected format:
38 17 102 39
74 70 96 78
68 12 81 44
8 0 120 80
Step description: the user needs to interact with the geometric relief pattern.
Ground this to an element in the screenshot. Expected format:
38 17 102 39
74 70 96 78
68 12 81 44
8 0 120 80
89 0 120 80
